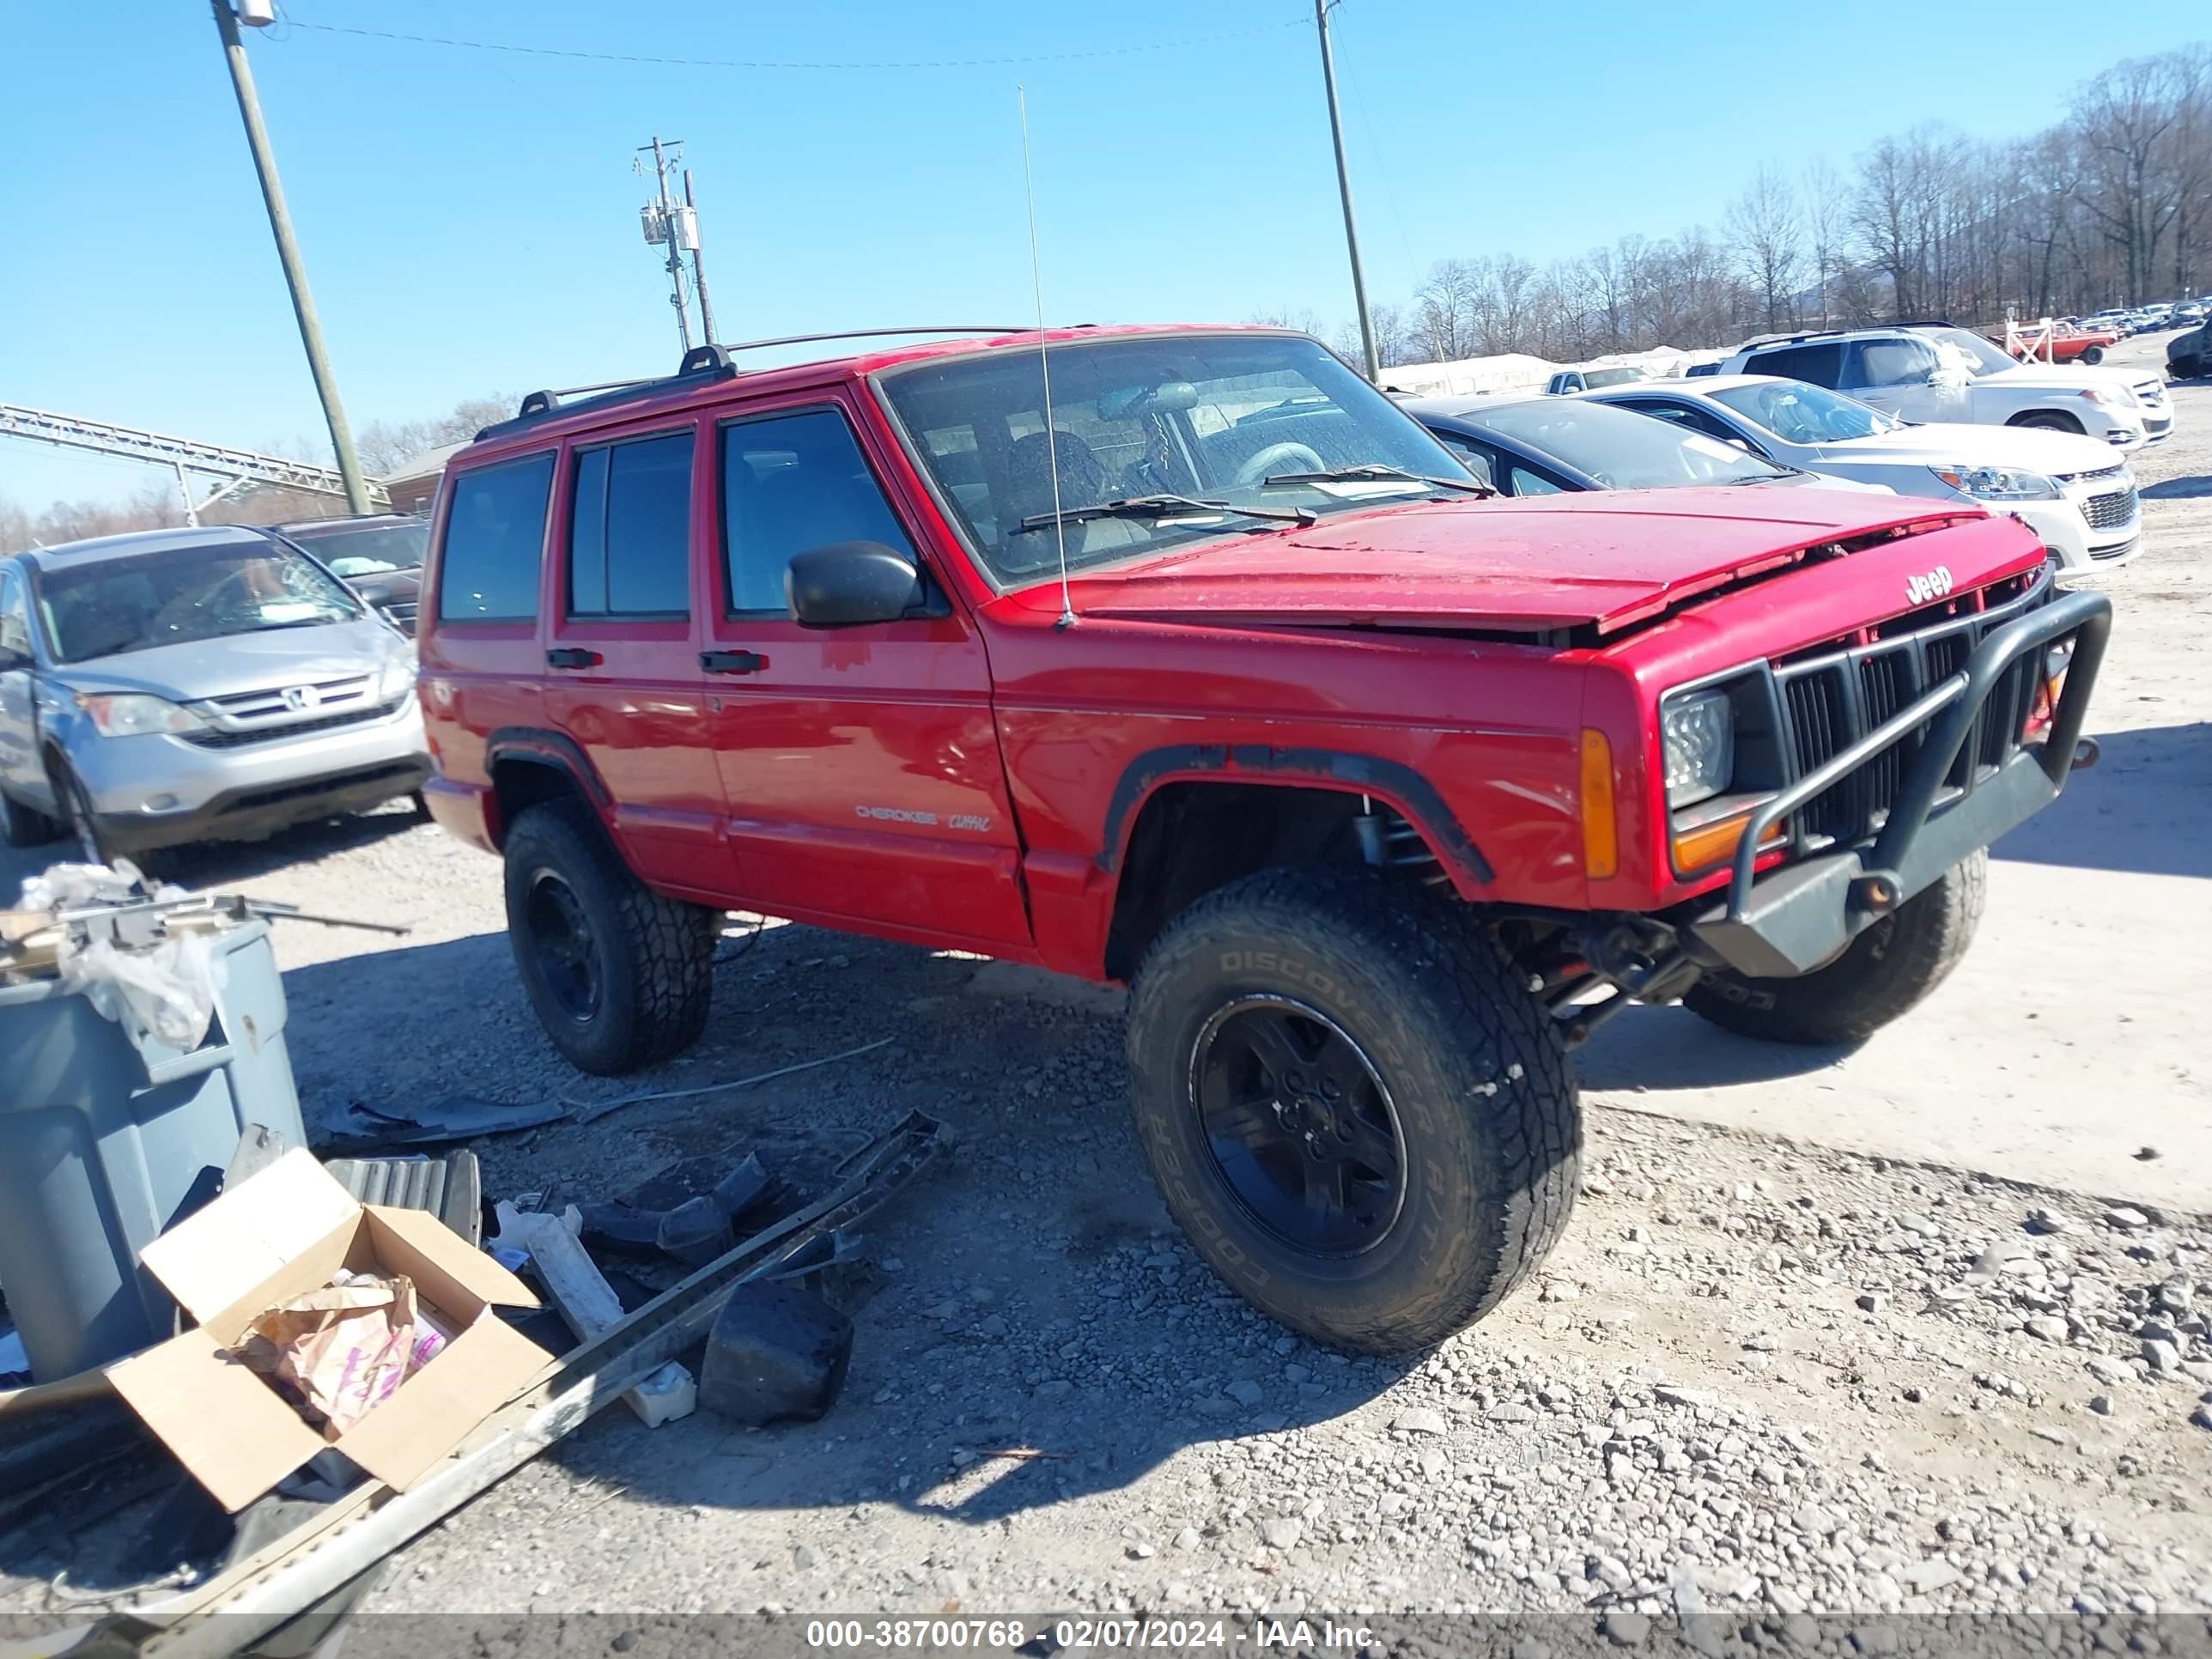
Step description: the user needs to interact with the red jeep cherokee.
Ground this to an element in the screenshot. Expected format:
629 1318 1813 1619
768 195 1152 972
418 325 2108 1353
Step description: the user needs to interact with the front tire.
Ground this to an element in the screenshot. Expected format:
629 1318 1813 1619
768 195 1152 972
1686 851 1986 1046
2078 345 2106 365
1125 867 1579 1354
2012 410 2086 435
502 799 719 1075
1 788 61 848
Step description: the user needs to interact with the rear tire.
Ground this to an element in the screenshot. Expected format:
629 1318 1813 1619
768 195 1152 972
1685 851 1986 1046
1125 867 1579 1354
2078 345 2106 365
502 799 719 1075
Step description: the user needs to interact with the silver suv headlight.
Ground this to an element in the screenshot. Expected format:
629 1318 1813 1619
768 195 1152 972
74 691 208 738
375 652 418 704
1661 690 1733 808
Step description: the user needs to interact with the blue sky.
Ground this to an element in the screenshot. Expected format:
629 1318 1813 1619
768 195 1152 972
2 0 2199 508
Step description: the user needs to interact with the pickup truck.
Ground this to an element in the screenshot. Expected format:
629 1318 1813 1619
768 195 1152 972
416 325 2109 1352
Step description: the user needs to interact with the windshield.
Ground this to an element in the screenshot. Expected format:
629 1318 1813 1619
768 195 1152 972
277 519 428 577
1461 399 1788 489
33 540 362 664
1923 328 2016 377
1581 367 1646 389
1711 380 1901 444
875 333 1474 580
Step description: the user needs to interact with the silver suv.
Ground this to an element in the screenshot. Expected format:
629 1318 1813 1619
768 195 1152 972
0 525 429 863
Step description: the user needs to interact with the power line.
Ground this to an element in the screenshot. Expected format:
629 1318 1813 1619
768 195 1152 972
276 11 1309 72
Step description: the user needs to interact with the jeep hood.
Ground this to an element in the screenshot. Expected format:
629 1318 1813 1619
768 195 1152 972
1015 490 1989 635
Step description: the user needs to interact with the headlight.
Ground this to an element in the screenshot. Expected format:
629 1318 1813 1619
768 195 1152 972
74 692 207 738
1929 465 2060 501
1661 689 1734 809
375 652 418 702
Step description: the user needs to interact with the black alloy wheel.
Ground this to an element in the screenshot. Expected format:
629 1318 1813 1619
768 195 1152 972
1192 994 1407 1256
523 866 602 1024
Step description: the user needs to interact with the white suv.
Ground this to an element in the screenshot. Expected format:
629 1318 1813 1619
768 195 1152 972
1717 325 2172 450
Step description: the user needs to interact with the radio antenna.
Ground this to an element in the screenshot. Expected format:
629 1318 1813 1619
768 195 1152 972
1018 85 1076 630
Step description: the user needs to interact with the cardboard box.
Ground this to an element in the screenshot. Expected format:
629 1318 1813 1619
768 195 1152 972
109 1149 547 1511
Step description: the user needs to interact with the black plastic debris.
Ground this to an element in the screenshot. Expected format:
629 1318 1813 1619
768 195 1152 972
582 1151 784 1266
698 1281 854 1426
317 1097 565 1155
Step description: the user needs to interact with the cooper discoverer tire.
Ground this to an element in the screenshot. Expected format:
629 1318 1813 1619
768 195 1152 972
1685 850 1986 1046
1125 867 1580 1354
503 799 719 1075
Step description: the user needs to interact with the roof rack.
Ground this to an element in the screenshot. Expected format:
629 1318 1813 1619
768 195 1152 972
473 326 1041 444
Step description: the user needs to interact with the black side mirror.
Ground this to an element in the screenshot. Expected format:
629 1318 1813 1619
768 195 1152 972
786 541 927 628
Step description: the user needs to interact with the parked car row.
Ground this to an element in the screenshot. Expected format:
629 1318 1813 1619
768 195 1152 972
1717 325 2172 450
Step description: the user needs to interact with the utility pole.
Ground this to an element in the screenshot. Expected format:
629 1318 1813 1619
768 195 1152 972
683 169 719 345
210 0 370 514
640 137 693 353
1312 0 1380 382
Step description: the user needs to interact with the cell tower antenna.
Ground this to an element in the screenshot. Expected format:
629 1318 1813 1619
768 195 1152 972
1018 86 1076 631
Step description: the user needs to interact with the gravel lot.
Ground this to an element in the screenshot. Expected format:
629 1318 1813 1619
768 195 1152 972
3 333 2208 1635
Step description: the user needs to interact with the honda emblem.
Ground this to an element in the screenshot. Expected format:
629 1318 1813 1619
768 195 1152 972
282 684 323 712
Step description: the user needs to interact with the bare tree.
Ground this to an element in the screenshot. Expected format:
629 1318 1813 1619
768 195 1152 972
1727 165 1806 331
1413 259 1484 361
355 395 512 477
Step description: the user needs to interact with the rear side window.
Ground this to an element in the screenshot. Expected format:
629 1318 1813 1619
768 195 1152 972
720 409 915 616
1743 343 1844 387
438 453 554 623
1852 337 1940 387
568 431 694 617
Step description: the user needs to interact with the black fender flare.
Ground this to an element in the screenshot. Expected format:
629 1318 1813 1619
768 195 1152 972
1096 743 1492 888
484 726 612 812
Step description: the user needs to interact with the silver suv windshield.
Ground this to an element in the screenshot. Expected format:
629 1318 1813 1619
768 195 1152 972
34 539 362 664
1711 380 1901 443
876 333 1476 580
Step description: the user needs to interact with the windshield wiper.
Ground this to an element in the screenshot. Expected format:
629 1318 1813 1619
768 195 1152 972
1017 494 1316 533
1260 464 1494 496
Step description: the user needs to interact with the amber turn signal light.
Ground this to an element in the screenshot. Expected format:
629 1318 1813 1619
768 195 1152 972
1672 811 1786 873
1579 728 1618 879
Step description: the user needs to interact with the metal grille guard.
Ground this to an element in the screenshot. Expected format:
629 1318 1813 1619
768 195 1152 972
1689 587 2112 980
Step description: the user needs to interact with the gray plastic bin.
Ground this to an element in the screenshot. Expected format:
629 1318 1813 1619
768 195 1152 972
0 920 306 1382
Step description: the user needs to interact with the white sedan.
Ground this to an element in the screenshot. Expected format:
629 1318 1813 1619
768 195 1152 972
1582 375 2142 577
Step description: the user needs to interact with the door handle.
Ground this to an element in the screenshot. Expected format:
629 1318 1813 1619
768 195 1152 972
700 650 767 675
546 647 599 669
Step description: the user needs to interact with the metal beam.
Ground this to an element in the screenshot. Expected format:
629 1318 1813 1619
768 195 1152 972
0 403 387 507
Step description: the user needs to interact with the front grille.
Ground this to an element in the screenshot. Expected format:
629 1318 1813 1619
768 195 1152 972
204 674 374 721
181 699 404 749
2083 487 2139 531
1769 568 2051 849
